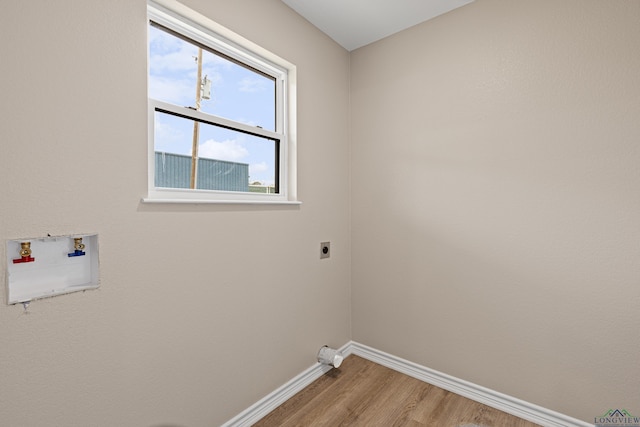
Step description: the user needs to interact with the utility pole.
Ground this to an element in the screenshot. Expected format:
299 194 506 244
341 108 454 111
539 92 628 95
190 48 203 189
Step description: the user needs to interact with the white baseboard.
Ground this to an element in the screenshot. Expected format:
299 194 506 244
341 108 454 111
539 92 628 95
220 342 352 427
221 341 591 427
348 342 591 427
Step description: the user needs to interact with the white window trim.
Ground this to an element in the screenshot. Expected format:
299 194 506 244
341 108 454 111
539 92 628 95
143 0 299 205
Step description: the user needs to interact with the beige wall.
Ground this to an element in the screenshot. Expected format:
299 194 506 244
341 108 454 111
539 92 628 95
351 0 640 423
2 0 639 425
0 1 350 426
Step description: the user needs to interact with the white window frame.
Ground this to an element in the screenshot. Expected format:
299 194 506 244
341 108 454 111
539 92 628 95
144 0 298 204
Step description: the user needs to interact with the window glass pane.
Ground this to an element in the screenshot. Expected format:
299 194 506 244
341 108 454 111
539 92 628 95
154 111 278 192
149 24 276 131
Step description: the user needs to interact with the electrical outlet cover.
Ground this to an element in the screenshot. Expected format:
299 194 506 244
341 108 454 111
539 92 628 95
320 242 330 259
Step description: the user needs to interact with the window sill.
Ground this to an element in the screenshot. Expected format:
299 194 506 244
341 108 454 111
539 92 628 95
141 197 302 205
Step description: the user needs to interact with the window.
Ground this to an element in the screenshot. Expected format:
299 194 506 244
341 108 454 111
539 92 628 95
145 1 297 204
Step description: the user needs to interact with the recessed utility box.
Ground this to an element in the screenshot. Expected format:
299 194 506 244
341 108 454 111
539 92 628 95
6 234 99 304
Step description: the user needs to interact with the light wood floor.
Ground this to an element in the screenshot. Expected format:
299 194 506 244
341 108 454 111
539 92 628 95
253 355 540 427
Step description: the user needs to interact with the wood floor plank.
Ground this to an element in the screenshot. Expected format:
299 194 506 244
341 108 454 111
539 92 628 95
407 385 450 425
253 355 540 427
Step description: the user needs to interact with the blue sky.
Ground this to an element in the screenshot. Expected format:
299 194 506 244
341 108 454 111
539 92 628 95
148 24 276 185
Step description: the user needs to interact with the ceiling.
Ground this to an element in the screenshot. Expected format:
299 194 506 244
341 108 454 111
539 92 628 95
281 0 475 51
